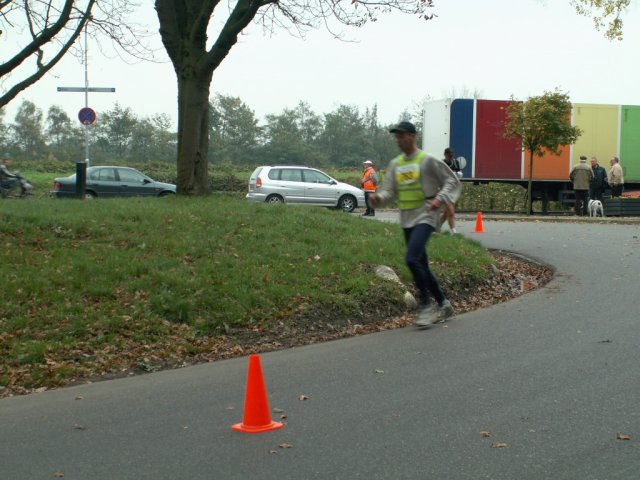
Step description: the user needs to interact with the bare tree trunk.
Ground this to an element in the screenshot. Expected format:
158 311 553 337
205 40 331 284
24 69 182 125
176 74 213 196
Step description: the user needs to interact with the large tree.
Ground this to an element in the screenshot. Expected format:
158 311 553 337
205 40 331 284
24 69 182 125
503 91 582 216
571 0 630 39
154 0 435 195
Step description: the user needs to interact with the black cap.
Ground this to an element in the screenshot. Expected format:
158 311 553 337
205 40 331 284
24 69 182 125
389 121 417 134
579 155 587 160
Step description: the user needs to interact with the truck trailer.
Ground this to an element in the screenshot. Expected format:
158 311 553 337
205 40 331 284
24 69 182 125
423 98 640 210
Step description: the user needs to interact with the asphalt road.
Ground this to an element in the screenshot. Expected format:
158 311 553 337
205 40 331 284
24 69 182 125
1 218 639 479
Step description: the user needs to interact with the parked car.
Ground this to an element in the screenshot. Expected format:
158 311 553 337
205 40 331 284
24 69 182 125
246 166 365 213
52 166 176 199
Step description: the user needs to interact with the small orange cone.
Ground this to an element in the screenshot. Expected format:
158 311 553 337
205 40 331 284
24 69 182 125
232 354 284 434
474 211 485 233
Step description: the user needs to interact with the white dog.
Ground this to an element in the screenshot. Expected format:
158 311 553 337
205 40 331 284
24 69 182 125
588 199 604 217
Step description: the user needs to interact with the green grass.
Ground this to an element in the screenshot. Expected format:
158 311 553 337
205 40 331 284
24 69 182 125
0 194 496 393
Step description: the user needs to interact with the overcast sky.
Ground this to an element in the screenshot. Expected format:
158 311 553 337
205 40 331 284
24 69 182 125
3 0 640 128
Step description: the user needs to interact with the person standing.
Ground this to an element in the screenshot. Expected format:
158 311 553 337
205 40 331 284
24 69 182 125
361 160 379 216
569 156 593 216
369 121 461 326
589 156 607 201
442 147 461 234
608 156 624 197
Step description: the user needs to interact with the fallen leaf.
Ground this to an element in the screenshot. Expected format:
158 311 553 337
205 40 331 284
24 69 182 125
73 424 87 431
75 396 84 401
298 395 309 401
268 449 278 454
480 431 491 437
279 443 294 449
273 408 285 413
53 472 65 478
279 414 288 419
374 369 385 374
491 442 508 448
617 434 631 441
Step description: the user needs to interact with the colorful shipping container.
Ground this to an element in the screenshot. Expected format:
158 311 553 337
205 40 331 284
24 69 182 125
423 99 640 200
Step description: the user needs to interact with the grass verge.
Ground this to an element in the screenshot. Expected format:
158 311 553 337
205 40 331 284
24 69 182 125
1 195 501 395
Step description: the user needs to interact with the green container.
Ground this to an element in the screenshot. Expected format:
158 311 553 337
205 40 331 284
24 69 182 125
620 106 640 183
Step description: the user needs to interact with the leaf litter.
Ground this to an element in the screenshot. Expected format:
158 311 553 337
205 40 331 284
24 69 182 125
0 251 551 398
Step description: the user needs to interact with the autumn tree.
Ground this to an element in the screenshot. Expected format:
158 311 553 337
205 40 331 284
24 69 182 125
154 0 435 195
503 90 582 216
571 0 630 39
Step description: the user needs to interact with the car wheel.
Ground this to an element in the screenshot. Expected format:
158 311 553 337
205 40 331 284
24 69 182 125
159 191 175 197
338 195 356 213
85 191 96 199
266 194 284 204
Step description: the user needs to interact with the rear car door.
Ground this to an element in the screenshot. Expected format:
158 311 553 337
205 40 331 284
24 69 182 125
86 167 119 197
273 168 305 203
302 169 337 205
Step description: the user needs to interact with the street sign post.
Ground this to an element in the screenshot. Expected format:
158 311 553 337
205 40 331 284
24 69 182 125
56 26 115 169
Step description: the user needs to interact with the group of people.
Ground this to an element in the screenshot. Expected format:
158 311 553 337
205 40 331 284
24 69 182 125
361 121 462 327
569 155 625 215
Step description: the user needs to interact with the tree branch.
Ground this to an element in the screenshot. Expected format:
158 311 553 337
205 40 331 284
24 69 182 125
0 0 94 108
0 0 81 77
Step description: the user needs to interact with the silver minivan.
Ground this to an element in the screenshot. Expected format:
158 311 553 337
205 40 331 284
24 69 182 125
246 166 366 213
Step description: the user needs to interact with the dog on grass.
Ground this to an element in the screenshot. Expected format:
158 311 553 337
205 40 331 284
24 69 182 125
588 199 604 217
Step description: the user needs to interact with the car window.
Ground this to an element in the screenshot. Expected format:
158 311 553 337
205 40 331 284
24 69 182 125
250 167 263 182
117 169 145 183
278 169 303 182
303 170 332 184
267 169 280 180
89 168 116 182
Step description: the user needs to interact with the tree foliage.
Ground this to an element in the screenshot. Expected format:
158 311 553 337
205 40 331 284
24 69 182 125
570 0 630 39
503 90 582 215
0 96 404 171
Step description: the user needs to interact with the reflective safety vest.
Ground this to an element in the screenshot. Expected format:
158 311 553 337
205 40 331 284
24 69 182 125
395 151 426 210
362 167 377 192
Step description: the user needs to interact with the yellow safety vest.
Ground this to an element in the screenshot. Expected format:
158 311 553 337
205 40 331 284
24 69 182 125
395 152 426 210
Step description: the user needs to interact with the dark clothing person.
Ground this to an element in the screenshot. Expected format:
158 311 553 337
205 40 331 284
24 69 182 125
589 159 607 201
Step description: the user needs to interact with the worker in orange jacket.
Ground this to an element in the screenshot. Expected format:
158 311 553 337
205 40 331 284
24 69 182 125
361 160 379 216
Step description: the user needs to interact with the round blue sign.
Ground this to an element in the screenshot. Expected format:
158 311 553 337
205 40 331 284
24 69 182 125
78 107 96 125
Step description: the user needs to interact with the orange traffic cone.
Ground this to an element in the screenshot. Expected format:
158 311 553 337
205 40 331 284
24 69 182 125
232 354 285 434
474 211 485 233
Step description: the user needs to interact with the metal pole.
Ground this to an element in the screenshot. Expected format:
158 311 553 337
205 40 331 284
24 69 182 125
84 27 90 166
76 162 87 199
